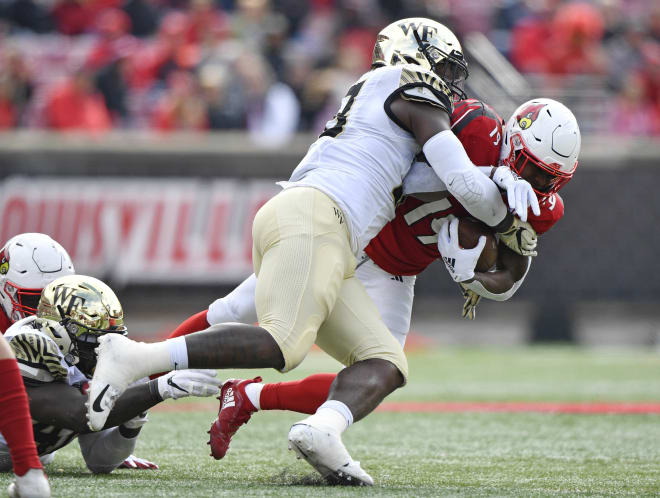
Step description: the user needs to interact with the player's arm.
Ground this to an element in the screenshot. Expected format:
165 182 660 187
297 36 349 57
26 369 220 433
25 381 161 434
390 96 537 225
468 245 531 297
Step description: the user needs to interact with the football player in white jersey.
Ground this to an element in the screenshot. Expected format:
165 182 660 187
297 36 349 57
0 275 221 477
0 233 164 471
87 18 540 486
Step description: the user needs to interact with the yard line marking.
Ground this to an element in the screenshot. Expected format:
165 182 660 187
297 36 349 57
152 401 660 414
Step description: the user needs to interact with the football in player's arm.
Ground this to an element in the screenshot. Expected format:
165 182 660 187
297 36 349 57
0 275 221 474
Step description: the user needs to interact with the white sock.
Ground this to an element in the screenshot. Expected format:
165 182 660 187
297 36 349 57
135 337 188 376
165 337 189 370
244 382 263 410
309 400 353 434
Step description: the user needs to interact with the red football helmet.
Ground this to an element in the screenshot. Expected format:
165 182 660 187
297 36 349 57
451 99 504 167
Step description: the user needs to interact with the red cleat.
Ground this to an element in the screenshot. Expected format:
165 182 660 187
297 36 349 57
208 377 261 460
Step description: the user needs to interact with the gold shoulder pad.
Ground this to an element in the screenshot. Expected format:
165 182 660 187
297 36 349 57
10 331 68 382
398 67 453 112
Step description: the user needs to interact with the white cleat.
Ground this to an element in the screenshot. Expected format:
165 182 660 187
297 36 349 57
287 422 374 486
7 469 51 498
87 334 146 431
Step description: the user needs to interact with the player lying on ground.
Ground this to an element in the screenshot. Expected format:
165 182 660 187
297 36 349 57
0 233 162 471
0 335 50 498
86 18 542 486
163 97 580 459
0 275 221 476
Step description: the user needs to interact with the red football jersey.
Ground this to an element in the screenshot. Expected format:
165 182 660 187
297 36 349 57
0 308 12 334
364 100 564 276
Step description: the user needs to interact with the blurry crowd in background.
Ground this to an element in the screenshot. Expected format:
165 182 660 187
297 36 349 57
0 0 659 143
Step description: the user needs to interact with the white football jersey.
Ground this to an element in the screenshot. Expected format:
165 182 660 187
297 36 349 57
282 63 452 254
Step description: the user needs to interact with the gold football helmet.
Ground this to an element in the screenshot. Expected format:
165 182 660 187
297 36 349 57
372 17 468 99
37 274 127 376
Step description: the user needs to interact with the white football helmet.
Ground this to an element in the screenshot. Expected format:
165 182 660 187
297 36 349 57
500 98 580 198
37 274 126 376
372 17 468 99
0 233 75 323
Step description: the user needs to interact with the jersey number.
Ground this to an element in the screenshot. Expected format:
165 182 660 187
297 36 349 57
320 80 366 138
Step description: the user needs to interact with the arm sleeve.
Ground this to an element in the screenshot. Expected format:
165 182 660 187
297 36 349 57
78 427 138 474
463 257 532 301
422 130 508 227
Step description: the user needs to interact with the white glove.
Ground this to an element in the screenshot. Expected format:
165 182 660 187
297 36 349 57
437 216 487 283
119 454 159 470
492 166 540 222
497 216 538 257
157 369 221 400
460 284 481 320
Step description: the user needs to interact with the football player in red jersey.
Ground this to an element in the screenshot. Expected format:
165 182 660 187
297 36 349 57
156 97 580 460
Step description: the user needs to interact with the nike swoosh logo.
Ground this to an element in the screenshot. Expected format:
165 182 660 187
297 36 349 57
167 377 188 393
92 384 110 413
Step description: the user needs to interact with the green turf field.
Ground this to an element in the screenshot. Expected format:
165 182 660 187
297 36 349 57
2 346 659 497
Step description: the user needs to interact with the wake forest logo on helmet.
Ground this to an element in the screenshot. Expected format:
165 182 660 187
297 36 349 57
398 21 438 43
51 285 86 316
517 103 546 130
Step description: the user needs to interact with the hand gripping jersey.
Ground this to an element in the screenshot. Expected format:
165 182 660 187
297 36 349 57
365 100 564 276
282 64 453 254
1 316 87 456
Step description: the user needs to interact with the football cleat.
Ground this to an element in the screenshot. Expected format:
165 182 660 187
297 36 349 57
208 377 261 459
288 421 374 486
87 334 147 431
7 468 51 498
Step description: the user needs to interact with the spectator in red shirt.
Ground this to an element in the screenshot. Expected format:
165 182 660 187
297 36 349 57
44 70 112 131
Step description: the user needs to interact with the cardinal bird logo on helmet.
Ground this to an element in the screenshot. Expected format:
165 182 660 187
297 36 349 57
517 103 546 130
0 250 9 275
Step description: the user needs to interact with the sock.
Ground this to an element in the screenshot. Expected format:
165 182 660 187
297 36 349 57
0 359 43 476
259 373 336 414
244 382 263 410
310 401 353 434
167 310 210 339
142 336 188 380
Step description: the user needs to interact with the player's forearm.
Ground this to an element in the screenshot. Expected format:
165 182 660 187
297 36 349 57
464 248 531 301
97 381 162 431
27 381 161 433
422 131 508 227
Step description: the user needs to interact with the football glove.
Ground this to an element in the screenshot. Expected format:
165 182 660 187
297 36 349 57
460 284 481 320
157 369 221 400
119 454 159 470
437 216 487 283
496 216 538 257
492 166 540 222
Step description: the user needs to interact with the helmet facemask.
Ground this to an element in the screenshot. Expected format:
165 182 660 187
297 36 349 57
2 281 42 320
412 29 468 101
54 305 127 377
504 132 574 198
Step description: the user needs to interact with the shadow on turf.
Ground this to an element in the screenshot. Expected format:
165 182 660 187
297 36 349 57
269 468 328 486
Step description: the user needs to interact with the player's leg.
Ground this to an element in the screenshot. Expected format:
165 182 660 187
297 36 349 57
88 187 352 431
287 275 408 485
166 274 259 340
0 336 50 498
209 256 416 459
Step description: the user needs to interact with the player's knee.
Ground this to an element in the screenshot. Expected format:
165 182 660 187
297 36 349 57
263 325 316 373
